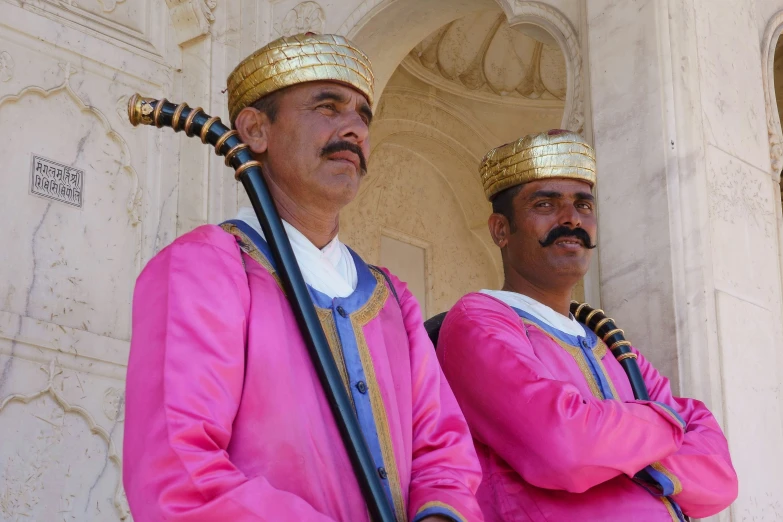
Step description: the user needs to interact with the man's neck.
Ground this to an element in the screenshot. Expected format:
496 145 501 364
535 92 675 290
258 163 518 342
265 176 340 250
501 278 574 317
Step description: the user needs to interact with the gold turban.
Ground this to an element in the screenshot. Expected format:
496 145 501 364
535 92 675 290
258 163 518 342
480 130 596 200
227 33 375 124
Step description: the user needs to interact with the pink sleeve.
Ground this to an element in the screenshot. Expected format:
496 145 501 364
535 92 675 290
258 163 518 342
437 296 687 494
384 271 484 522
123 227 336 522
632 349 738 517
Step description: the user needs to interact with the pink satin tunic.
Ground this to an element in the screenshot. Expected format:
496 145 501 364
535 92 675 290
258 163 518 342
123 224 484 522
437 292 737 522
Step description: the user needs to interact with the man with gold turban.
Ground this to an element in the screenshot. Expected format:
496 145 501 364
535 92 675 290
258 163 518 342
123 34 483 522
435 130 737 521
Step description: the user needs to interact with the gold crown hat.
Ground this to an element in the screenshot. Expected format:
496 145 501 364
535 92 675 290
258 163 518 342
227 33 375 124
480 129 596 200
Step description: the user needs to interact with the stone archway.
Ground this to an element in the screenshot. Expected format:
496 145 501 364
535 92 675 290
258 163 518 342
337 1 581 314
340 0 584 132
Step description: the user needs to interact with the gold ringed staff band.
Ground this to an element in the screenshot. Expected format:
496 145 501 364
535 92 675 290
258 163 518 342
570 300 649 400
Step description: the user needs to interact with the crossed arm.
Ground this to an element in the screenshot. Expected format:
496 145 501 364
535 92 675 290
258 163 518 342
438 295 737 518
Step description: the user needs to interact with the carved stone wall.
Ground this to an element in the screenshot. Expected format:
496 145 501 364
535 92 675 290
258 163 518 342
0 1 180 519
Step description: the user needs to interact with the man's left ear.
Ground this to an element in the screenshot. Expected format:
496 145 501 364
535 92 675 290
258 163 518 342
234 107 270 155
488 213 509 249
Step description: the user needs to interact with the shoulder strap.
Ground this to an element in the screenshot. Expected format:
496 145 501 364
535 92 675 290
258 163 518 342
368 265 400 306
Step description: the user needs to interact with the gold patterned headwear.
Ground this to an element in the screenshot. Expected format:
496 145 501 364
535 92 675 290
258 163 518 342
227 33 375 124
480 130 596 200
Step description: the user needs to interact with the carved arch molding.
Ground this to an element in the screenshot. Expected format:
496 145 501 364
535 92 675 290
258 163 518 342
761 10 783 215
762 9 783 181
339 0 584 133
165 0 217 45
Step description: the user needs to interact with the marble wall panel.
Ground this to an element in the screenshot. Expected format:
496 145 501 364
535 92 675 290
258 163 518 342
12 0 168 58
0 3 177 519
586 0 679 385
694 0 770 173
716 290 783 521
0 354 128 521
707 145 782 310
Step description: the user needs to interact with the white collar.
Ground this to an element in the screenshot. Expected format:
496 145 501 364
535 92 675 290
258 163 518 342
479 289 586 337
234 207 357 298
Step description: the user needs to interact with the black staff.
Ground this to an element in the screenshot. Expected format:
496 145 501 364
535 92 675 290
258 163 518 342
128 94 396 522
570 301 650 400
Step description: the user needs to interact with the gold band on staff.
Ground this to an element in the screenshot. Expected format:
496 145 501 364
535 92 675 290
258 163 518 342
200 116 221 144
234 160 262 180
584 308 603 326
610 340 632 351
224 143 249 166
602 328 624 341
594 317 613 333
214 130 238 156
184 107 203 137
153 98 167 128
171 102 189 132
615 351 637 362
574 303 589 318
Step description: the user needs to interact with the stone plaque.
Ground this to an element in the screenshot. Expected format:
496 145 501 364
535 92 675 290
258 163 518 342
29 154 84 208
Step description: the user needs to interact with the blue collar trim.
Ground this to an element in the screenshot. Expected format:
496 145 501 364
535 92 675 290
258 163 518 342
510 306 596 348
222 219 376 311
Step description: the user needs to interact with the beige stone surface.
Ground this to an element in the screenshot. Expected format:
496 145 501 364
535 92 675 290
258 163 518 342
588 1 783 521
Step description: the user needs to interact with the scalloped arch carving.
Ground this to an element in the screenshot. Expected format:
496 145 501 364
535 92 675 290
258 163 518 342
0 66 143 340
761 9 783 179
504 1 583 132
0 360 129 520
338 0 583 133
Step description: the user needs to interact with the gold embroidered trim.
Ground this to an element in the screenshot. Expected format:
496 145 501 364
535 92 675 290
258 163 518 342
655 404 686 428
593 340 620 399
219 223 283 290
523 319 603 399
594 338 608 359
416 501 467 522
660 497 679 522
525 320 622 401
350 272 407 522
651 462 683 496
316 308 353 401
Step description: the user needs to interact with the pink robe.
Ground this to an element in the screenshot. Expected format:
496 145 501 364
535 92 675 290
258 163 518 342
123 222 484 522
436 293 738 522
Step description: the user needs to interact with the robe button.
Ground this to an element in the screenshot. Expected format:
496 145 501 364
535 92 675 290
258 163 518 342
356 381 368 394
337 306 347 318
377 467 387 479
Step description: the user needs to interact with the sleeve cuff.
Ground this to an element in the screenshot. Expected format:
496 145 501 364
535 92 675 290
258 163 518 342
652 401 687 430
413 502 466 522
633 462 683 496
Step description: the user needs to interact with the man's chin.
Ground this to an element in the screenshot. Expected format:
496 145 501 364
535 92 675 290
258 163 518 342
547 255 591 276
320 181 360 208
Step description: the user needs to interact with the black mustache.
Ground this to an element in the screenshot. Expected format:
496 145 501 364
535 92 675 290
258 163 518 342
321 141 367 174
539 225 597 249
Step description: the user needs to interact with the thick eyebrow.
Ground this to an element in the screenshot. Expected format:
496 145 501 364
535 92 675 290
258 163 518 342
528 189 595 202
311 89 349 104
528 190 563 200
311 89 373 124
